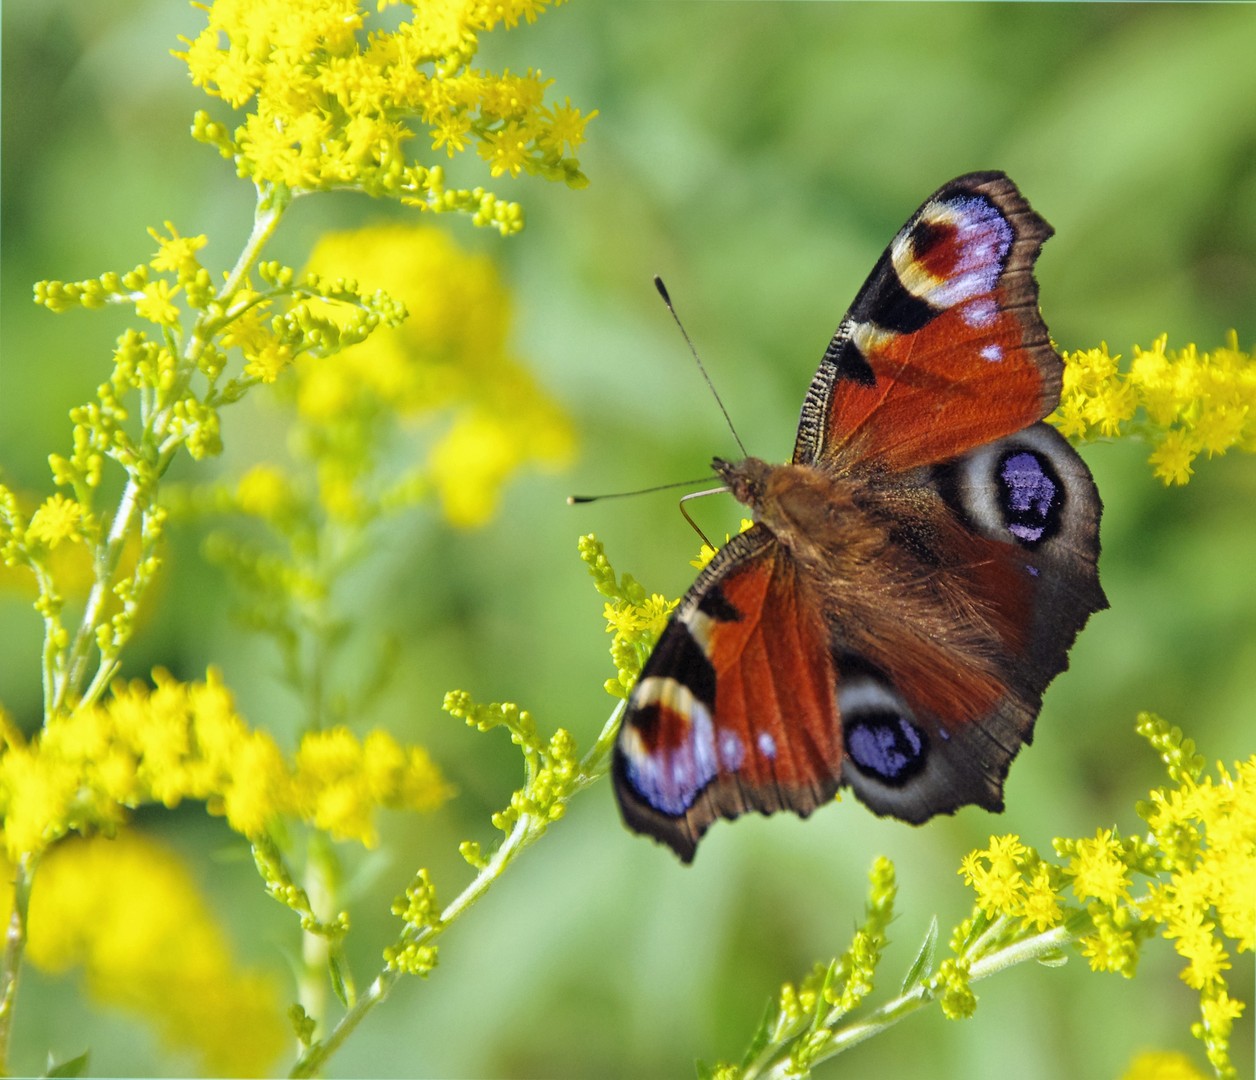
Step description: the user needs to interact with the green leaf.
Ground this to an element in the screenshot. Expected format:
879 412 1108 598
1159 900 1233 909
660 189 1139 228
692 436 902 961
1036 949 1070 968
329 951 351 1008
739 996 777 1069
811 959 838 1031
44 1050 90 1078
900 916 939 995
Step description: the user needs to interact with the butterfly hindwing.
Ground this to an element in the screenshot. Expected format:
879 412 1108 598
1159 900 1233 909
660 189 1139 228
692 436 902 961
828 421 1104 821
613 526 844 863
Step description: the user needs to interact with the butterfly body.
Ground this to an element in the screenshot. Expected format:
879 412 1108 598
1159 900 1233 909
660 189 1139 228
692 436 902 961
614 173 1106 863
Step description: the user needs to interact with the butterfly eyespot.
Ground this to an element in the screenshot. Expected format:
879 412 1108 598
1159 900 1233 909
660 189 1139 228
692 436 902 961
845 716 929 783
838 676 930 785
933 424 1088 556
998 448 1065 547
619 678 718 817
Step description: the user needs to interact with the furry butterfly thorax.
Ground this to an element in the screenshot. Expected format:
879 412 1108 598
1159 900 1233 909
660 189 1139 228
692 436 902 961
613 172 1106 863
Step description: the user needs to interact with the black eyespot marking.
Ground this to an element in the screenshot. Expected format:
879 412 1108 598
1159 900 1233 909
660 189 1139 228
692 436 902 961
909 217 949 263
835 657 930 786
999 449 1064 548
848 251 938 335
845 714 929 784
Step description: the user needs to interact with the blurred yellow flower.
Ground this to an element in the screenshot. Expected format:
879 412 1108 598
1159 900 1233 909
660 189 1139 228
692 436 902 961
1122 1050 1210 1080
296 222 574 528
21 833 286 1077
235 463 296 520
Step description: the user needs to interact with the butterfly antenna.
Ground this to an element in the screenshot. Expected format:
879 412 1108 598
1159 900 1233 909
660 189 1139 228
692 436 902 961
654 275 749 459
567 476 715 505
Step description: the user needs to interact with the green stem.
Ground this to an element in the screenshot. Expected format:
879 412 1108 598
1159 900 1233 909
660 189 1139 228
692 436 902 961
0 856 36 1074
298 836 334 1046
54 474 145 714
52 194 288 717
754 923 1076 1079
288 702 625 1078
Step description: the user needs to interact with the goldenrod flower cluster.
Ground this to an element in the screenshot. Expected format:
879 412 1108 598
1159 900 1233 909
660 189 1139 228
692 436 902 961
959 715 1252 1078
1054 334 1256 484
179 0 595 232
702 714 1251 1078
0 669 452 863
578 534 677 699
1 0 596 1073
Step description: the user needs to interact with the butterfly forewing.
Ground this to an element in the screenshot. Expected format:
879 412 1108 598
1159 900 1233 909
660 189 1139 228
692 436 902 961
794 172 1061 472
613 528 842 863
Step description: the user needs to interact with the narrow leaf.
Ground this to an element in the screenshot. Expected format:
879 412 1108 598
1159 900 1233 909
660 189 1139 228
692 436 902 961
900 917 939 995
45 1050 90 1078
739 996 777 1068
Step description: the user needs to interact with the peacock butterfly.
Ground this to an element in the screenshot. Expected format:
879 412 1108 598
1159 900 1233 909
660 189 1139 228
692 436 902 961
613 171 1106 863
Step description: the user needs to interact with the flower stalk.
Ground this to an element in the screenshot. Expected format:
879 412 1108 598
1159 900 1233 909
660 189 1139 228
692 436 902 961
288 700 624 1078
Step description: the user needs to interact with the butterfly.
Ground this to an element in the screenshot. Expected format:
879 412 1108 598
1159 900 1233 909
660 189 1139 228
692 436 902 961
612 171 1106 863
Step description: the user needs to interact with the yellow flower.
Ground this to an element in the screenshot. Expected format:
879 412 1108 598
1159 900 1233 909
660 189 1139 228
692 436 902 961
1017 864 1064 931
235 463 296 519
427 411 524 527
956 834 1059 924
478 120 531 177
21 833 286 1077
690 519 755 569
177 0 591 228
1053 334 1256 485
1121 1050 1210 1080
243 340 294 383
135 279 182 326
25 494 83 550
0 669 452 860
296 223 574 528
1080 904 1141 977
147 222 208 278
1148 429 1198 486
1139 753 1255 992
1066 828 1131 905
295 726 454 847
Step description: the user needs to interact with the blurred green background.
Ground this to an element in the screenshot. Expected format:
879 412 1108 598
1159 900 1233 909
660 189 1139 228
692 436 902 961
2 1 1254 1077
